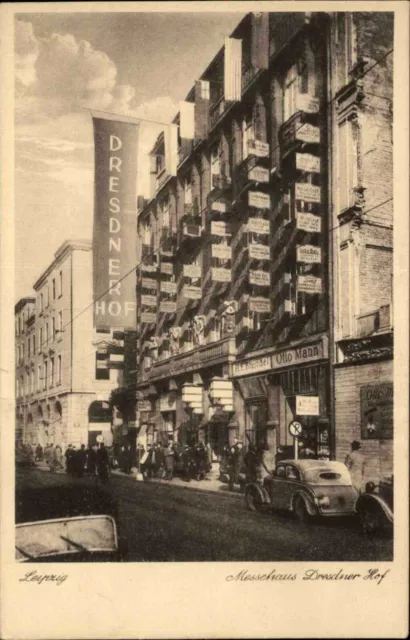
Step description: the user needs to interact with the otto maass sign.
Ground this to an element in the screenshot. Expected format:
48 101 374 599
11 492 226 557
92 114 139 329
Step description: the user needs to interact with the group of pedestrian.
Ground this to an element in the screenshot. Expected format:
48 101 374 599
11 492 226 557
222 439 276 491
139 441 212 482
64 443 110 481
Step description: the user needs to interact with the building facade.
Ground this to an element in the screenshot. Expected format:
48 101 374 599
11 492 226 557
15 240 126 448
133 11 393 484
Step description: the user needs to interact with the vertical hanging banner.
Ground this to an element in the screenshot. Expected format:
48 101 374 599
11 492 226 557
251 13 269 69
92 112 139 330
224 37 242 101
194 80 210 140
180 101 195 140
165 123 178 176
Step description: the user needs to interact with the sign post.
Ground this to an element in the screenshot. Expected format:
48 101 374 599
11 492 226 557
288 421 302 460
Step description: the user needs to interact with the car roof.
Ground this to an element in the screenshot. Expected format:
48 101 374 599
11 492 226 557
277 459 347 471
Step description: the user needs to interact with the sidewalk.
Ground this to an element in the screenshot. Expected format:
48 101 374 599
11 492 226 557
33 461 243 499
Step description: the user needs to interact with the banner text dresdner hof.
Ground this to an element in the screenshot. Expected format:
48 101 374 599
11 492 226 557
92 116 139 329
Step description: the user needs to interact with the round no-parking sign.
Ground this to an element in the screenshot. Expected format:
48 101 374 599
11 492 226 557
288 421 302 437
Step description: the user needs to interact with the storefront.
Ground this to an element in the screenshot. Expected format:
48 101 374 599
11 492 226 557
232 335 330 458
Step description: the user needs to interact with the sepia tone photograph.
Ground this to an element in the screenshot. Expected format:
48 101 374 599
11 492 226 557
2 2 408 638
13 7 396 564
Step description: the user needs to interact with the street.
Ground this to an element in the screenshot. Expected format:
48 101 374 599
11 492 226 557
16 467 393 562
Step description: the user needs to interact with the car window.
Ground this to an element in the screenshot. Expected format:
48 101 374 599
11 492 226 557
286 465 300 480
276 466 285 478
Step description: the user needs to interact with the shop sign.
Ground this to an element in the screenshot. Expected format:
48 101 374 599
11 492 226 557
296 245 322 264
249 270 270 287
249 244 270 260
210 200 227 213
212 268 231 283
248 218 270 234
159 393 176 412
297 275 322 294
211 221 232 237
249 297 271 313
296 152 321 173
212 244 232 260
233 355 271 377
271 338 326 369
183 264 201 279
140 263 157 273
137 400 152 412
296 395 319 416
141 312 156 324
296 212 322 233
296 123 320 144
249 166 270 183
295 183 321 203
141 277 157 290
141 295 157 307
248 191 271 209
160 301 177 314
248 139 270 158
183 286 202 300
296 94 320 114
360 383 393 440
160 262 173 275
160 281 177 294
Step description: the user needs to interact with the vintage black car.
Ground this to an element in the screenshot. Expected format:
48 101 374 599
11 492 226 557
245 459 358 523
355 477 394 535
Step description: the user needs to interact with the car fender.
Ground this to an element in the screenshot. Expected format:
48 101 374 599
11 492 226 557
292 490 317 516
355 493 394 524
246 482 271 505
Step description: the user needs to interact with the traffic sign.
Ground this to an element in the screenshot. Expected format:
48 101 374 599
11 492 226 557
96 435 104 443
289 421 302 437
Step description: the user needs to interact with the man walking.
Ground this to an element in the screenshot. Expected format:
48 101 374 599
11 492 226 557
345 440 366 493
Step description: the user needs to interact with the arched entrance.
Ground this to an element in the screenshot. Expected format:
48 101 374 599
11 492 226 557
88 400 113 447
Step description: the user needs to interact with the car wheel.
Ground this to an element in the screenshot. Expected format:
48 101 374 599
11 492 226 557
294 496 310 524
358 503 385 536
245 486 263 512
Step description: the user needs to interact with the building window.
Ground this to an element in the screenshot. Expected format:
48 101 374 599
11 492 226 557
242 111 255 160
45 286 49 308
27 337 30 358
184 173 193 206
57 355 62 384
58 310 63 336
30 368 34 394
95 353 110 380
43 361 48 390
39 327 43 352
52 317 56 342
283 64 298 122
16 345 20 365
142 221 151 246
21 343 24 362
32 334 36 355
209 316 222 343
45 322 49 347
52 278 56 300
210 143 221 181
37 365 41 391
338 118 358 212
346 13 357 75
50 357 55 387
159 195 170 229
40 293 44 313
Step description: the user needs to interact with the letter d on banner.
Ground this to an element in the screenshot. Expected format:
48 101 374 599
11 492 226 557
92 112 140 330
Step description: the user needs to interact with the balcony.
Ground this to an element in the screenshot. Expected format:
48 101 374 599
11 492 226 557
209 94 226 129
279 108 320 160
146 336 236 382
242 61 260 94
270 12 312 59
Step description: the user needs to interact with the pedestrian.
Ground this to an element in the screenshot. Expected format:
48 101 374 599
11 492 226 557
140 444 151 478
195 442 208 480
124 445 133 474
86 444 97 476
54 444 63 470
64 444 74 474
345 440 366 493
96 442 110 483
181 445 192 482
164 443 175 480
228 439 244 491
155 442 165 478
256 443 275 484
76 444 87 477
35 443 43 462
243 444 258 482
205 441 213 474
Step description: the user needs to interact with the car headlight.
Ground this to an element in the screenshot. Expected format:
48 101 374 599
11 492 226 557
316 495 330 508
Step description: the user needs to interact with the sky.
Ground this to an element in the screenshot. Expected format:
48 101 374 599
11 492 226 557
14 10 247 302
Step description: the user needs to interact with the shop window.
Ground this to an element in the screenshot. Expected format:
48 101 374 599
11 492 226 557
95 352 110 380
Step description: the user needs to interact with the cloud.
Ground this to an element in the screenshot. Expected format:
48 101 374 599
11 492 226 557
15 20 135 121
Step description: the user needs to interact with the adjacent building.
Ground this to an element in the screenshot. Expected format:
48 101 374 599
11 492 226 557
15 240 126 448
135 11 393 484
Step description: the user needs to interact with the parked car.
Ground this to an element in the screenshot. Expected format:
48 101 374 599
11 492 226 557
355 477 393 536
15 473 128 562
244 459 358 523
